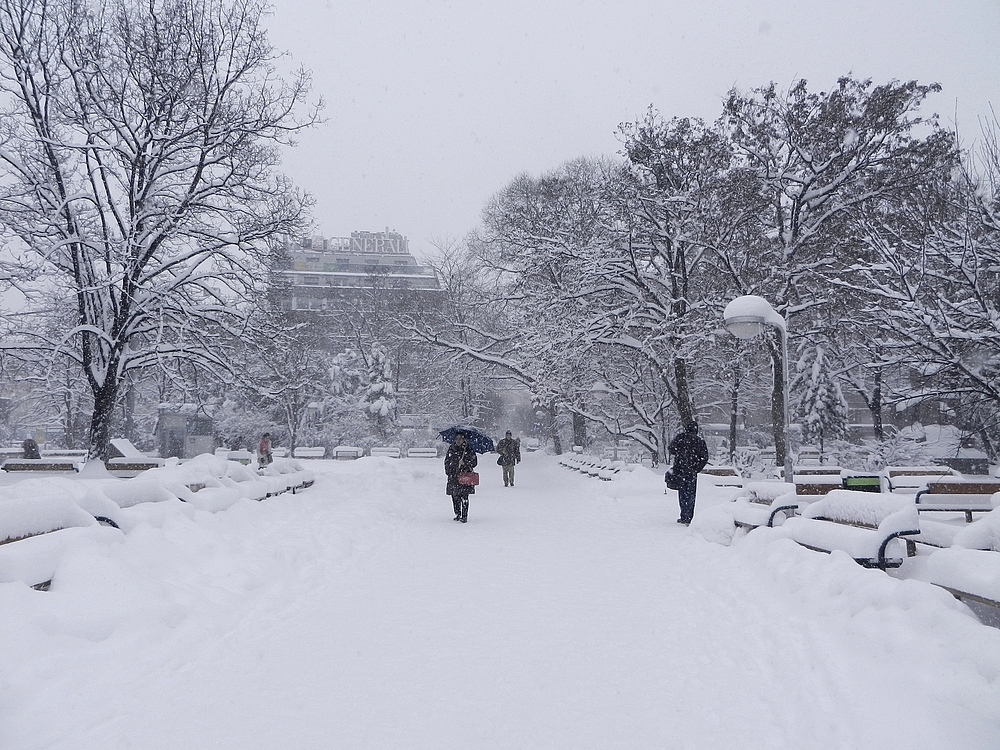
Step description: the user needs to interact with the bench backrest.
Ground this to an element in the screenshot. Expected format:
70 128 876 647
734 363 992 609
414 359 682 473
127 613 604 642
742 481 796 505
331 447 362 460
370 446 402 458
407 447 439 458
702 466 740 477
2 459 79 472
886 466 953 477
793 466 842 476
921 480 1000 496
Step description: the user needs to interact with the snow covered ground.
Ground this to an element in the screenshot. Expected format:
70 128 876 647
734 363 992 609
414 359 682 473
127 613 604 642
2 453 999 749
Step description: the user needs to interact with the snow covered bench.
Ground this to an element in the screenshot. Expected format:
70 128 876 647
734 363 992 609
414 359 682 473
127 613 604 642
597 462 625 481
370 446 402 458
258 459 315 495
293 447 327 459
107 458 165 477
731 482 798 530
792 466 843 497
331 446 363 460
2 458 80 473
905 508 1000 616
777 490 920 570
914 480 1000 523
0 493 123 590
557 455 621 480
701 466 744 488
885 465 955 493
406 447 439 458
227 450 253 465
106 438 165 476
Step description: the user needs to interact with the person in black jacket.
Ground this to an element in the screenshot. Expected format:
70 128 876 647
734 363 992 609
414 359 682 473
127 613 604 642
444 432 478 523
496 431 521 487
667 421 709 525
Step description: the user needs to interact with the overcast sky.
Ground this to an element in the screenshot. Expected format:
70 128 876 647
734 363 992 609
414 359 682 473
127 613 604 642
267 0 999 257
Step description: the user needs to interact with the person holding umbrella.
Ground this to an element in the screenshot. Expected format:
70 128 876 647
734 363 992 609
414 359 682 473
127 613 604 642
444 432 479 523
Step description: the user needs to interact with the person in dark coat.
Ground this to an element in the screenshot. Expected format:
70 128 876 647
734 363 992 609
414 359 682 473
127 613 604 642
21 436 40 459
496 430 521 487
444 432 478 523
667 420 709 525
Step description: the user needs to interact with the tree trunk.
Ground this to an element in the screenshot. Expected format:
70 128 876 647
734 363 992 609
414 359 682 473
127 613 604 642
549 403 563 455
123 380 136 443
88 378 119 461
572 411 587 449
673 357 694 424
871 369 884 441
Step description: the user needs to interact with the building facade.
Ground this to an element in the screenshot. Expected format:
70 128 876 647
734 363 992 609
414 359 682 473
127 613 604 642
278 230 443 312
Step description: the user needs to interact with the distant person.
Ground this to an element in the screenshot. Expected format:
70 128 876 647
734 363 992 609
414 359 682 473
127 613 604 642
21 436 40 459
258 432 273 468
667 421 709 525
496 430 521 487
444 432 478 523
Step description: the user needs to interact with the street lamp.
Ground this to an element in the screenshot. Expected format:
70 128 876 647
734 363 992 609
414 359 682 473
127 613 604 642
723 295 794 483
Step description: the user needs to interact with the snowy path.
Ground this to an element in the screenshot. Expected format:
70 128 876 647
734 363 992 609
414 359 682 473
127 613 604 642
3 454 999 748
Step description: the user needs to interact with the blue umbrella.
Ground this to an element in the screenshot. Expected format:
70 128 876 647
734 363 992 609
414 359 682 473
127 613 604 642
438 425 495 454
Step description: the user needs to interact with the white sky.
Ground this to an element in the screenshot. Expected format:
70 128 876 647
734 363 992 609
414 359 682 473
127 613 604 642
267 0 1000 257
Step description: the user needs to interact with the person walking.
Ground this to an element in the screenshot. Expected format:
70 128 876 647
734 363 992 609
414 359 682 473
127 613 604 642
667 421 709 525
444 432 478 523
496 430 521 487
258 432 273 468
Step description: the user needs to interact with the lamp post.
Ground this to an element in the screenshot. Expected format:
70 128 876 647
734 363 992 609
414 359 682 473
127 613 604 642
723 295 794 483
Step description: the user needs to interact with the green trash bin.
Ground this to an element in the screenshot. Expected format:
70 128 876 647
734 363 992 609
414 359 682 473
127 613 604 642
843 475 882 493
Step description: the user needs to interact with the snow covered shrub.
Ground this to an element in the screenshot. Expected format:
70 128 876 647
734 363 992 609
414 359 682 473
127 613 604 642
829 435 938 472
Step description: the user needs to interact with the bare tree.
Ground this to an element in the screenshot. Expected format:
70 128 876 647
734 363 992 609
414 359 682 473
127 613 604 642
0 0 318 458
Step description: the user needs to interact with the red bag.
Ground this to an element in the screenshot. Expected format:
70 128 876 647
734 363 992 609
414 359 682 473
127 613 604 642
457 471 479 486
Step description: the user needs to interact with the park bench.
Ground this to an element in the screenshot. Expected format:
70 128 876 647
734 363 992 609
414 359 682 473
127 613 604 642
913 479 1000 523
885 465 955 493
293 446 327 459
558 455 623 481
107 458 165 477
406 447 439 458
598 462 625 481
731 481 798 530
370 446 402 458
560 454 587 469
777 490 920 569
840 473 883 493
107 438 164 476
904 509 1000 619
0 495 122 590
330 446 363 460
793 466 843 496
2 458 80 473
795 448 823 465
701 466 744 488
258 459 315 495
226 450 253 465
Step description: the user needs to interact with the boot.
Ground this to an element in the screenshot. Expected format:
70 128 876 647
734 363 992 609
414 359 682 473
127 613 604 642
452 496 461 521
460 499 469 523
